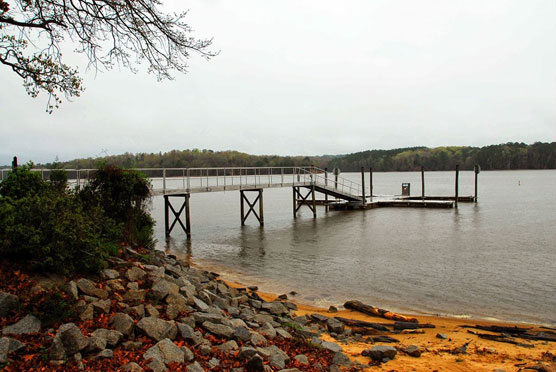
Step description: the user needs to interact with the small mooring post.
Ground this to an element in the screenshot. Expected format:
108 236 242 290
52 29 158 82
311 184 317 218
11 156 17 169
455 164 460 208
292 187 297 219
324 167 329 213
421 166 425 201
474 164 480 203
369 167 373 201
360 167 366 205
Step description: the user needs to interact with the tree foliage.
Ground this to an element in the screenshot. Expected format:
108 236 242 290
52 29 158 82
0 0 215 112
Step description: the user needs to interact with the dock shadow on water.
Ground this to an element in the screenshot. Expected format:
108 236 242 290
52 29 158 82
155 170 556 327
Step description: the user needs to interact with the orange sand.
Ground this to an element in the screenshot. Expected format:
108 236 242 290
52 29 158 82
222 279 556 371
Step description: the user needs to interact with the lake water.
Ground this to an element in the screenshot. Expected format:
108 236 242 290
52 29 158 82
150 170 556 326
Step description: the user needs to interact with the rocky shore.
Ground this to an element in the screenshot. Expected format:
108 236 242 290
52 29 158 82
1 247 556 372
0 247 369 372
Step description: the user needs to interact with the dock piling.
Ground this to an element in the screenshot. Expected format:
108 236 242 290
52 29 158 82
421 166 425 201
455 165 460 208
474 164 480 203
361 167 366 205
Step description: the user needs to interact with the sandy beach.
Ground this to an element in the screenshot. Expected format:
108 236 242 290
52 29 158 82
222 276 556 372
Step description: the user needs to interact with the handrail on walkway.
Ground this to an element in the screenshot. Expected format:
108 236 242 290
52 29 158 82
0 166 363 200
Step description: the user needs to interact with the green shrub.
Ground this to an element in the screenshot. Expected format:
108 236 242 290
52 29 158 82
80 164 154 247
0 163 46 199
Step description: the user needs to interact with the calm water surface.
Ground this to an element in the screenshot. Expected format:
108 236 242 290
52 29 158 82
150 170 556 326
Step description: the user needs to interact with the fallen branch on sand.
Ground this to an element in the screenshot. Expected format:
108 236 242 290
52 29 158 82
344 300 419 323
467 330 535 348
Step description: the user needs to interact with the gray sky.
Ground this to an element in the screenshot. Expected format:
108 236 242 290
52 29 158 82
1 0 555 165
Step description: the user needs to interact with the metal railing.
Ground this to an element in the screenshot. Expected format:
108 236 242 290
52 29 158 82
0 166 363 200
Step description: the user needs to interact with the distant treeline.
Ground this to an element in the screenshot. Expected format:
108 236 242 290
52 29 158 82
327 142 556 172
42 142 556 172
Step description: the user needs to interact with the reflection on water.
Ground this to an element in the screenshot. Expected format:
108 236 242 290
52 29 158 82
151 170 556 326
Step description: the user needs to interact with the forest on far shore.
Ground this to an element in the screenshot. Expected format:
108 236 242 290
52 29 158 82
41 142 556 172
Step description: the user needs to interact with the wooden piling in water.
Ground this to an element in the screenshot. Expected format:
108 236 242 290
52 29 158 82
324 168 329 213
369 167 373 200
455 164 460 208
421 166 425 201
361 167 366 205
474 164 480 203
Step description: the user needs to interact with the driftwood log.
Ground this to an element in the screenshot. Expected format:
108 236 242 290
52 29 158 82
350 326 384 336
344 300 418 323
334 316 390 331
466 330 535 348
460 324 531 334
394 321 435 330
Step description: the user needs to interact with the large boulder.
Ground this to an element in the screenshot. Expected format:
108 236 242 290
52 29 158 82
0 292 18 317
76 278 108 299
261 301 288 315
137 317 177 341
126 267 147 282
57 323 89 355
123 289 147 305
326 318 344 334
2 314 41 335
143 338 184 365
111 313 135 336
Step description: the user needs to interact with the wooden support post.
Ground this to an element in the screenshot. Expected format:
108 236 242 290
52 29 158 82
311 184 317 218
240 191 245 225
369 167 373 200
324 168 329 213
293 187 297 218
240 189 263 226
259 189 264 226
455 164 460 208
185 194 191 237
474 165 479 203
421 166 425 201
360 166 366 205
164 195 169 236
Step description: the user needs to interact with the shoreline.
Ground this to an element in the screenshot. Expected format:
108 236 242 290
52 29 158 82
191 261 556 371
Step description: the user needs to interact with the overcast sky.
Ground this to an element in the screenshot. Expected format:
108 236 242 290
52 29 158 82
1 0 555 165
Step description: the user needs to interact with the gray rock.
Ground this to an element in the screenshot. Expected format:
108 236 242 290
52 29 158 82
2 314 41 335
332 352 352 366
234 326 252 342
87 336 107 352
144 338 184 364
95 349 114 359
67 281 79 300
126 267 146 281
250 332 268 346
123 289 147 305
127 304 145 317
0 292 18 317
145 304 160 318
166 294 190 319
293 354 309 365
276 328 292 339
137 317 177 341
326 318 344 334
111 312 134 336
92 299 112 313
321 341 342 353
47 337 66 360
246 354 265 371
310 313 329 322
186 361 205 372
76 278 108 299
0 337 9 364
218 340 239 354
123 362 144 372
57 323 89 355
148 360 168 372
192 312 224 325
91 328 123 347
261 301 288 315
123 341 143 350
239 346 258 359
208 357 220 368
202 321 235 338
404 345 421 357
269 353 288 369
259 322 277 339
362 345 397 361
182 346 194 361
279 369 301 372
106 279 125 292
79 304 94 321
328 306 338 313
102 269 120 280
3 337 25 353
436 333 448 340
193 297 210 312
151 280 179 300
